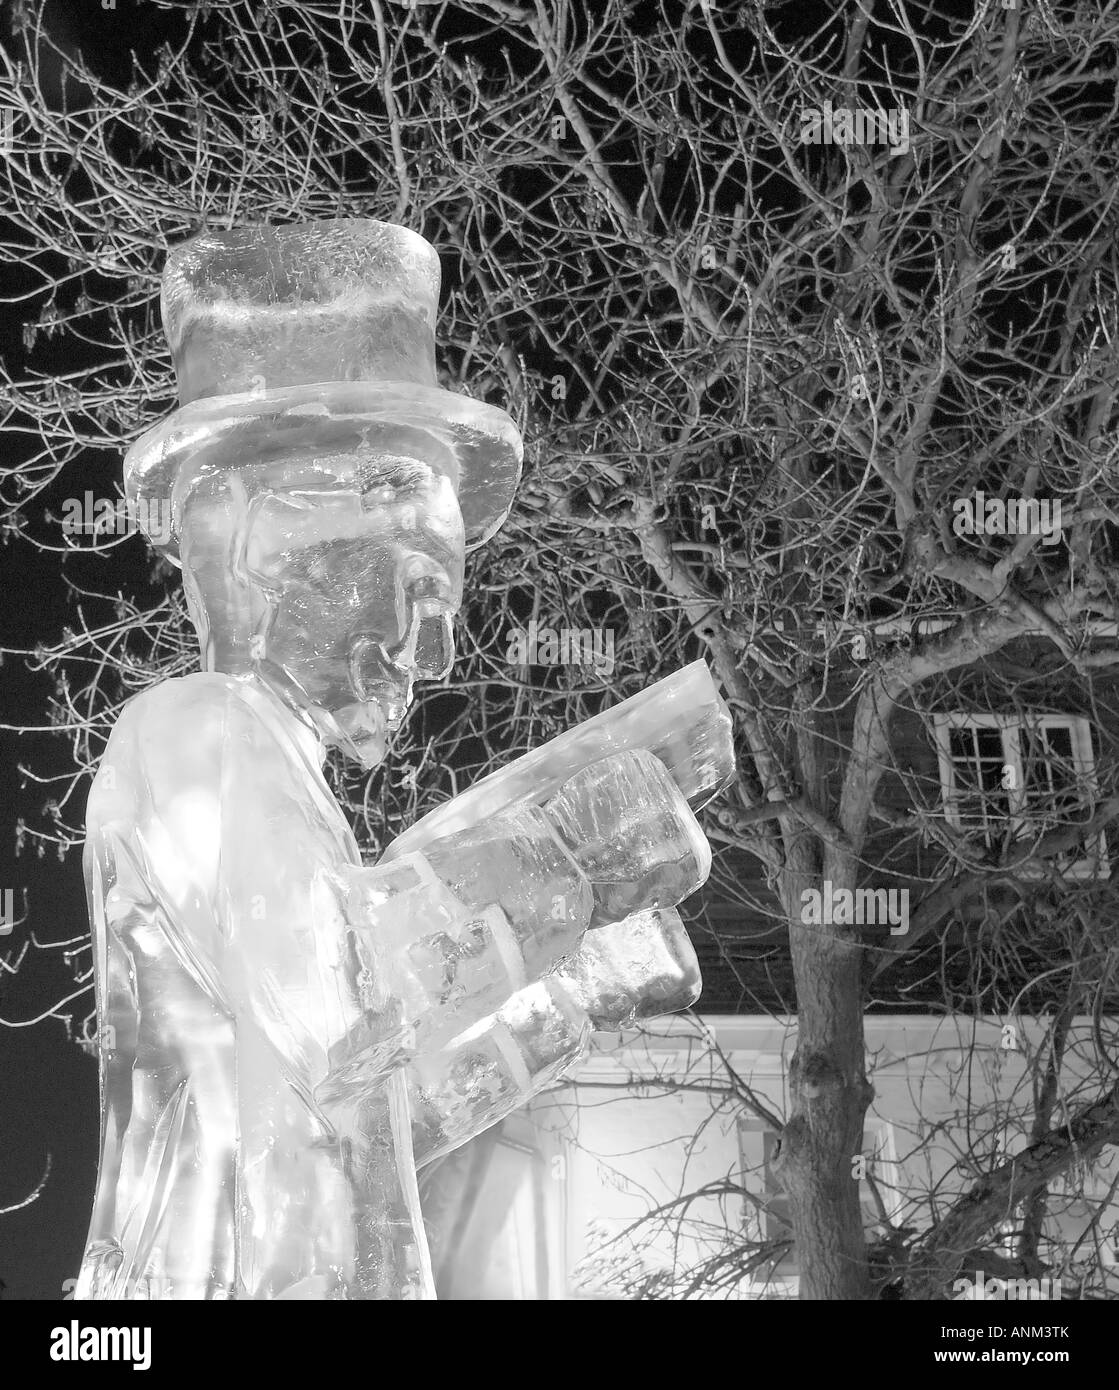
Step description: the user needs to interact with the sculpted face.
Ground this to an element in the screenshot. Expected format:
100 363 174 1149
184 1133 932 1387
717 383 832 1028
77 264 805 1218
180 458 466 767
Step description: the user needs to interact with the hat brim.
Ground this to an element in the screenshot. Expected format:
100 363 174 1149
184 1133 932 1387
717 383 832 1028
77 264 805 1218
123 381 523 560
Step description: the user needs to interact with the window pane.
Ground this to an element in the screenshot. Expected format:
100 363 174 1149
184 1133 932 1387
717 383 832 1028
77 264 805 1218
1022 724 1089 826
947 725 1011 838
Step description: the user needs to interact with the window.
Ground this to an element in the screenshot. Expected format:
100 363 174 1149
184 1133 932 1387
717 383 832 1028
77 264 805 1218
933 714 1109 879
736 1120 899 1289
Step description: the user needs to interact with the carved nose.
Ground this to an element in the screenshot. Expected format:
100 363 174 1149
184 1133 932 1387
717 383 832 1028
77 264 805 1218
380 551 457 680
399 601 455 680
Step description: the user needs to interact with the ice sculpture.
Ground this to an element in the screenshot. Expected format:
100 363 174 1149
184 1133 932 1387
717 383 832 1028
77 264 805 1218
76 218 734 1301
407 908 704 1168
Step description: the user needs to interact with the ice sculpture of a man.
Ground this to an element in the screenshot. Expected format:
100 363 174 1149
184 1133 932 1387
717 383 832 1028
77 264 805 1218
76 220 734 1300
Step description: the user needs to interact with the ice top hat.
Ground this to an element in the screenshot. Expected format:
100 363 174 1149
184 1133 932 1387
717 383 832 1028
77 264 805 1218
123 218 524 560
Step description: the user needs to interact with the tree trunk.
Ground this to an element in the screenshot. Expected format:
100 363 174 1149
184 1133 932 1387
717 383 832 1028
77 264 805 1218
778 860 875 1300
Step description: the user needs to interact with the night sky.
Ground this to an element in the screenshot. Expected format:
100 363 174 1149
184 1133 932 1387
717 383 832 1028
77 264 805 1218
0 0 187 1303
1 537 103 1301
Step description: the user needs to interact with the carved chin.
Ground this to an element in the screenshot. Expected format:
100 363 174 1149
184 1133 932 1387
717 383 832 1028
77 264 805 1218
330 698 392 769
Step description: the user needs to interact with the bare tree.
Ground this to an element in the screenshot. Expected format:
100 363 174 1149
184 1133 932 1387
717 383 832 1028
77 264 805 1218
3 0 1119 1299
546 1007 1119 1301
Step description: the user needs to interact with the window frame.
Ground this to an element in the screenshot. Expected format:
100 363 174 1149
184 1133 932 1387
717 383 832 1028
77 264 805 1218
932 712 1109 880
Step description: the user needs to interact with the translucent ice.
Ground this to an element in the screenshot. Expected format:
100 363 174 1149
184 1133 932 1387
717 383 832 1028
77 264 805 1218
124 219 524 769
556 907 702 1028
81 218 730 1304
372 671 728 1180
178 461 466 761
544 749 711 925
160 220 443 405
76 672 436 1301
384 660 736 861
408 979 592 1168
406 909 701 1168
76 674 716 1300
325 749 709 1091
324 818 592 1095
126 220 524 558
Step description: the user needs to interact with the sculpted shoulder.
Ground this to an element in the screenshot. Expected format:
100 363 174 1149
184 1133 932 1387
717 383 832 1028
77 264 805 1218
111 670 248 735
89 672 257 828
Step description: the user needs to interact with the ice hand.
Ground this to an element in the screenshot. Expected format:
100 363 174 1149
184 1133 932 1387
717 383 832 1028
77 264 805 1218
543 748 712 925
408 907 702 1167
351 746 710 1049
325 747 710 1104
329 808 594 1095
